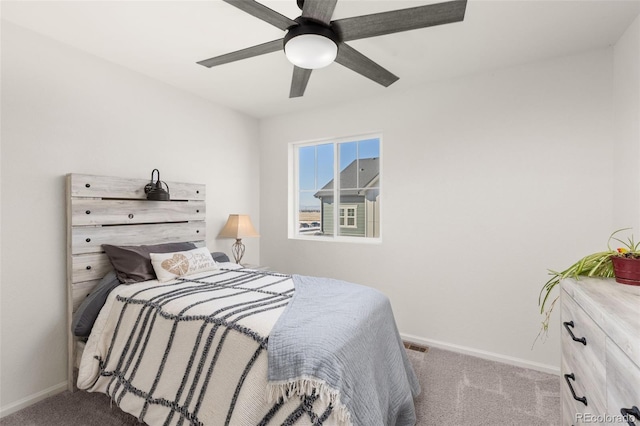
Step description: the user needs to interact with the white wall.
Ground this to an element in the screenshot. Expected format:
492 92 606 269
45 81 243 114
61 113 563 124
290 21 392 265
613 15 640 232
0 22 260 414
260 49 617 372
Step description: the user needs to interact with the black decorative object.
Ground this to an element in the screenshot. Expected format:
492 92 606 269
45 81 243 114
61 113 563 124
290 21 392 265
144 169 170 201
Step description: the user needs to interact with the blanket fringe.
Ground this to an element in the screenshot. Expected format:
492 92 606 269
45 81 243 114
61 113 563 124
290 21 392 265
266 376 353 426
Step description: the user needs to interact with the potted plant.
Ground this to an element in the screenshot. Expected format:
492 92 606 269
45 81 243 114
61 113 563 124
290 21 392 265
537 228 640 340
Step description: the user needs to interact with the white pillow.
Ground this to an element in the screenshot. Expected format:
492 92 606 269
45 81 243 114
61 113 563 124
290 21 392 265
150 247 218 282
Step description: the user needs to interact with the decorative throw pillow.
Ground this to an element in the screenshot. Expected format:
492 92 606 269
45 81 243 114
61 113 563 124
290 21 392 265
150 247 218 282
211 252 230 263
71 270 121 337
103 242 197 283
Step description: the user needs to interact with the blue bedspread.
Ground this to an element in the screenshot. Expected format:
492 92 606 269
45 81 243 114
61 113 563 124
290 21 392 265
267 274 421 426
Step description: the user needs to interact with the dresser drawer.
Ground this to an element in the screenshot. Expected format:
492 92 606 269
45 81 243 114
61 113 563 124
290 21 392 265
606 339 640 426
561 356 606 424
562 289 607 409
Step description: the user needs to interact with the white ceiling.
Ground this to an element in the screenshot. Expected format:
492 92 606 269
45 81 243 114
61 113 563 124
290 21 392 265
3 0 639 119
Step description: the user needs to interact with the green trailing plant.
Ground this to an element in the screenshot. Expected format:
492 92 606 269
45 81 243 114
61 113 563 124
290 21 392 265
535 228 639 344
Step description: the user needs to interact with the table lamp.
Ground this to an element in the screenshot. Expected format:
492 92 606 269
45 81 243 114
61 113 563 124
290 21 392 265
218 214 259 264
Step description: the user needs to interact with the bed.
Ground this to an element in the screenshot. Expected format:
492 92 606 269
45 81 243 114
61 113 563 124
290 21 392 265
67 173 420 426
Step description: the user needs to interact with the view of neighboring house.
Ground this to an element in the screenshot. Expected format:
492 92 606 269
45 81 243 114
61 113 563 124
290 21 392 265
314 158 380 238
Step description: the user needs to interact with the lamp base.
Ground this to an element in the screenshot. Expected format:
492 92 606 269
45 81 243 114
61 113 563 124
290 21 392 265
232 239 245 264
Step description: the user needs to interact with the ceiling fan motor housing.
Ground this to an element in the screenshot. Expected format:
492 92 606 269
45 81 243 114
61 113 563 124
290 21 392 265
284 18 340 69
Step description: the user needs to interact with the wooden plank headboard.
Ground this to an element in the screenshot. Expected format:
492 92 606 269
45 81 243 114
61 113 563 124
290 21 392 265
66 173 206 391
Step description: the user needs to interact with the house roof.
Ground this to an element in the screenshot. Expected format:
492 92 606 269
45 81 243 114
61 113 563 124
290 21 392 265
314 158 379 199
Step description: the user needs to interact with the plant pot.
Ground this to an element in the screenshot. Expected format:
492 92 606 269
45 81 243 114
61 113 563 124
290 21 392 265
611 256 640 286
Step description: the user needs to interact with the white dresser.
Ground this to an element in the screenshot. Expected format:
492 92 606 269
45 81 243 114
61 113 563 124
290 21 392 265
561 277 640 425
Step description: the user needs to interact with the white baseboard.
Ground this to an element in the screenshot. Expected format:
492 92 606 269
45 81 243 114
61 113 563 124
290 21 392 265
401 333 560 376
0 381 68 418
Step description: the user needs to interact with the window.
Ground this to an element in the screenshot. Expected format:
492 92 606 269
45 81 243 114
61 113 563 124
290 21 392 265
340 205 357 228
289 134 381 242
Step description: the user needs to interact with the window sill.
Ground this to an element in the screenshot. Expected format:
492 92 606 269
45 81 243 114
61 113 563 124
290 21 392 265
288 235 382 244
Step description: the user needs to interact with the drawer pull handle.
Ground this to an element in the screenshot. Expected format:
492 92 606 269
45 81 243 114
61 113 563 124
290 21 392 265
563 321 587 345
564 373 587 406
621 406 640 426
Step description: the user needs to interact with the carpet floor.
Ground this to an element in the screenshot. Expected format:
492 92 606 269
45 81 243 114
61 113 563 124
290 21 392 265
1 347 560 425
408 348 560 425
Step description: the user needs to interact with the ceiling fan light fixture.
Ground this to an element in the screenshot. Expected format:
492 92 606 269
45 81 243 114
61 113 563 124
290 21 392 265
285 33 337 69
283 20 339 70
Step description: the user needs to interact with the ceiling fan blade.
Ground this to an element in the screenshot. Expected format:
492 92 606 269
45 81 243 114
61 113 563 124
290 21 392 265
223 0 297 31
332 0 467 42
301 0 338 26
334 43 398 87
290 66 312 98
197 39 283 68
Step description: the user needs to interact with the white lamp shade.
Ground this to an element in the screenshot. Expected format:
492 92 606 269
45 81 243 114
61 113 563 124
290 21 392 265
218 214 259 239
285 33 338 69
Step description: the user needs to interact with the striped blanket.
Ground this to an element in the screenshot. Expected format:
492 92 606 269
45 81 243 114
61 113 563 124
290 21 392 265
78 266 336 425
77 265 416 425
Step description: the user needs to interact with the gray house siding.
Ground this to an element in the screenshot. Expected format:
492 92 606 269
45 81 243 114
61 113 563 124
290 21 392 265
315 158 380 238
321 198 367 237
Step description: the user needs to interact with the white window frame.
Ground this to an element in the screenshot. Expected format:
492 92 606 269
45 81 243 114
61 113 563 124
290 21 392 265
339 205 358 228
288 133 382 244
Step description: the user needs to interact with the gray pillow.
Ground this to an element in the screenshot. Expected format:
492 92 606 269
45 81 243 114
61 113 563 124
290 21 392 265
211 252 230 263
103 242 197 283
71 270 120 338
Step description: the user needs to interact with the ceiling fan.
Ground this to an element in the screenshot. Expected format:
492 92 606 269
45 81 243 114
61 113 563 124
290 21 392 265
197 0 467 98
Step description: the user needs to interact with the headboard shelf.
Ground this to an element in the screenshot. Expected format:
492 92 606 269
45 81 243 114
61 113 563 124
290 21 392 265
71 281 101 311
66 173 207 391
70 199 205 226
71 222 204 254
69 173 205 201
71 253 112 282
